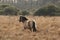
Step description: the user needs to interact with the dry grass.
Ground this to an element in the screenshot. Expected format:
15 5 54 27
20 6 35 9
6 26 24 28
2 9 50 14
0 15 60 40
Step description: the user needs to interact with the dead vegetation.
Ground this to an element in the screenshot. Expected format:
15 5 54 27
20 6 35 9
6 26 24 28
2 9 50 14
0 16 60 40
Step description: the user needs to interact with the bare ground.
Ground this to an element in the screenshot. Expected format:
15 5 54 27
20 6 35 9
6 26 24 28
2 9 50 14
0 16 60 40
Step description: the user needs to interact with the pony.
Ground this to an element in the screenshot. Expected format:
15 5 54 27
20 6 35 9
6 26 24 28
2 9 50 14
19 16 37 32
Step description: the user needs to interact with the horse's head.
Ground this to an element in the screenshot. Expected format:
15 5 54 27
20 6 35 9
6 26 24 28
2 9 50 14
19 16 28 23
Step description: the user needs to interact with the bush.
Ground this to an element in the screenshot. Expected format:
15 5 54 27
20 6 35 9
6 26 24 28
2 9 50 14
3 7 19 15
21 11 29 16
0 10 4 15
34 5 60 16
0 4 20 15
0 4 9 10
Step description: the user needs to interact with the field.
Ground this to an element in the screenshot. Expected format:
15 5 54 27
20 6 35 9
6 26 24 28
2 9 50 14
0 15 60 40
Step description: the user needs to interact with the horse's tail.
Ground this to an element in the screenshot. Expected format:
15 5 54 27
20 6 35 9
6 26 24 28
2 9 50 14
32 21 37 32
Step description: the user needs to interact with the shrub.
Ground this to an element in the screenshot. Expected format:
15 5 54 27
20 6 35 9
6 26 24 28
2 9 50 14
0 4 20 15
34 5 60 16
0 4 9 10
21 11 29 16
0 10 4 15
3 6 19 15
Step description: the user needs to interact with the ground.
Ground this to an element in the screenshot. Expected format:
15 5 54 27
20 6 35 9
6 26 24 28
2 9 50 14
0 15 60 40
